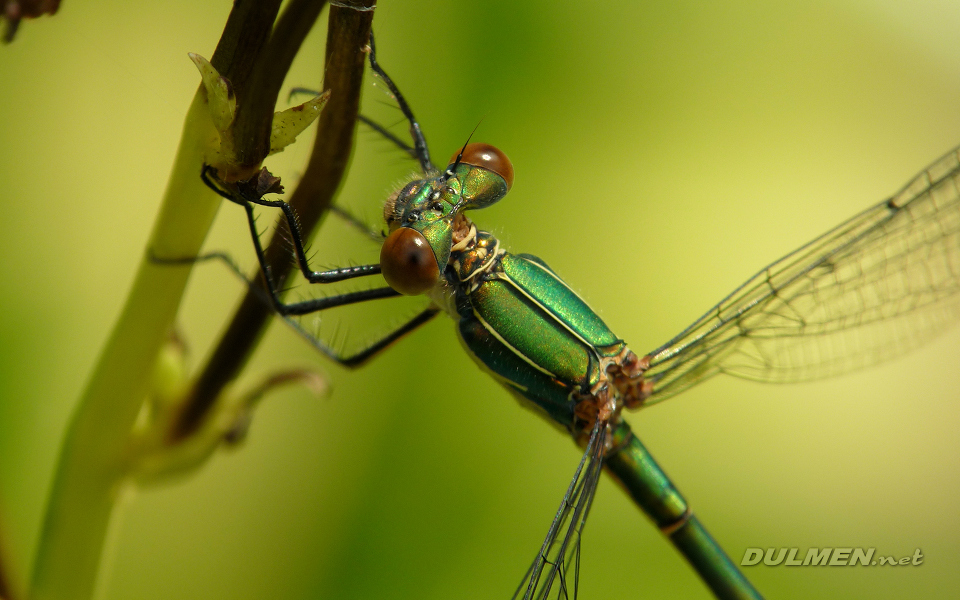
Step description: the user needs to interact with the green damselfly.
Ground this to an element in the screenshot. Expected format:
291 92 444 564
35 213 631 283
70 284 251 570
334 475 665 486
200 35 960 600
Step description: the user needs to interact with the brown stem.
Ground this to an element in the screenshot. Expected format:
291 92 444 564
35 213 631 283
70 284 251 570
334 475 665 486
171 0 376 440
209 0 283 93
232 0 327 169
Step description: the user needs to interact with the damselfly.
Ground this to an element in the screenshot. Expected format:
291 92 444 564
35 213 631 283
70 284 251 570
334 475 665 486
201 35 960 600
4 3 958 600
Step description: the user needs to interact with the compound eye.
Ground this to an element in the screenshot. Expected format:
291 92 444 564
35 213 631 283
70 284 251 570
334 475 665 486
380 227 440 296
450 143 514 190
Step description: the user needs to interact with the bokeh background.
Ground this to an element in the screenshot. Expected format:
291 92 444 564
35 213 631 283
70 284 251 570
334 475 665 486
1 1 959 598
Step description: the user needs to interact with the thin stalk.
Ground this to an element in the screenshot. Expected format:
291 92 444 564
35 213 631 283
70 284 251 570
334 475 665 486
29 88 222 600
27 2 302 598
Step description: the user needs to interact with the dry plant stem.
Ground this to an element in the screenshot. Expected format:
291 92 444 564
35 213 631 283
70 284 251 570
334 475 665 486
233 0 328 169
172 0 376 440
28 2 312 599
210 0 285 175
209 0 283 93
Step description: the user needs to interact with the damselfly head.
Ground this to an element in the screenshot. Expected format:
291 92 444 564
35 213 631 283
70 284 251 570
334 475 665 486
378 144 513 296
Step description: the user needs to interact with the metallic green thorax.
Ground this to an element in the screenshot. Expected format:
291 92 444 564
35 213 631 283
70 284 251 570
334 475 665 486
451 231 627 428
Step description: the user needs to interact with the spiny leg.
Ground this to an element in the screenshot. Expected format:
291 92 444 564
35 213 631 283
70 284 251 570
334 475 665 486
151 239 439 367
201 166 384 289
233 193 439 363
287 91 417 161
367 31 433 173
292 305 441 368
217 175 400 315
236 94 390 242
328 204 383 242
289 34 437 215
357 114 417 159
148 248 287 317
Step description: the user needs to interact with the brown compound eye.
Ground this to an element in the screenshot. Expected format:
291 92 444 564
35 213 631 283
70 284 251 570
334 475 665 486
450 143 514 190
380 227 440 296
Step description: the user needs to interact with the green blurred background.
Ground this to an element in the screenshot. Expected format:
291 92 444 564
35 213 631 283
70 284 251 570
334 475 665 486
1 1 959 598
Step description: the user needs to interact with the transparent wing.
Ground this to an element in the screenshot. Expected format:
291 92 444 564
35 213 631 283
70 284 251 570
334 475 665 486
644 144 960 403
512 423 606 600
